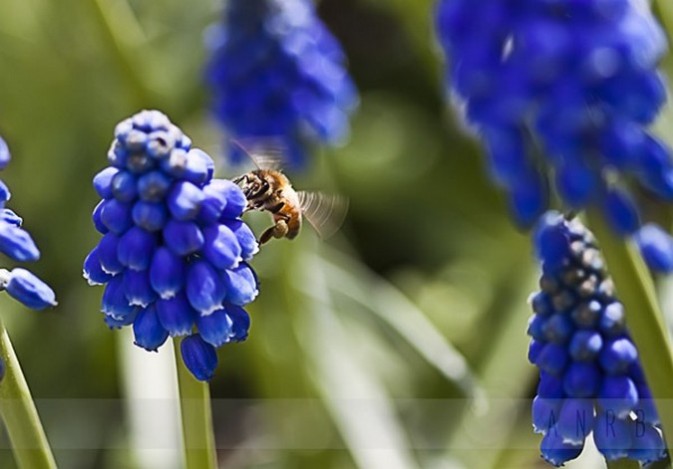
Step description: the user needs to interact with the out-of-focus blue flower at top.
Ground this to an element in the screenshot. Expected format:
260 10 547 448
435 0 673 272
84 110 260 382
0 137 56 311
205 0 359 168
528 212 666 466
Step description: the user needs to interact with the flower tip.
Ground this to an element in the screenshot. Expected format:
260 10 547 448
0 137 10 170
6 268 56 310
181 334 218 381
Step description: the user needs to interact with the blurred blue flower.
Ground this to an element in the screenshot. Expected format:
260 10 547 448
0 137 56 311
435 0 673 271
205 0 359 167
85 110 260 381
528 212 666 466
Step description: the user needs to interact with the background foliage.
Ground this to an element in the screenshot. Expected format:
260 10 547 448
0 0 671 468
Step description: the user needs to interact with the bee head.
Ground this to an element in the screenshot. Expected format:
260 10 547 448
234 171 271 200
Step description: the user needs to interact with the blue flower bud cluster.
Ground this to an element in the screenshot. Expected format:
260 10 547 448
205 0 359 167
435 0 673 272
84 110 260 381
0 137 56 311
528 212 665 466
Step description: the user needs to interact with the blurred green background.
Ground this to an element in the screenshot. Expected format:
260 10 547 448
0 0 669 468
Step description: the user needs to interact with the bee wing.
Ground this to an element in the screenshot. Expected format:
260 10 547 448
297 191 349 240
230 137 286 170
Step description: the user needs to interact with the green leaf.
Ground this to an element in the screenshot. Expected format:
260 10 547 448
587 212 673 453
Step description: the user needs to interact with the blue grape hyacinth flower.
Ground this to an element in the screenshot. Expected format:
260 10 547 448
0 137 56 311
205 0 358 167
435 0 673 272
84 110 260 381
528 212 666 466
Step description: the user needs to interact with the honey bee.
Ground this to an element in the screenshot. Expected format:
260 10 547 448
231 142 348 245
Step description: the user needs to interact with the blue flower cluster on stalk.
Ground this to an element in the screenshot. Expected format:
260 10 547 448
0 138 56 311
528 212 665 466
84 110 260 381
435 0 673 272
205 0 358 167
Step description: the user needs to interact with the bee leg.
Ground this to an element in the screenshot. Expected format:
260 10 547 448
268 201 285 214
259 220 289 245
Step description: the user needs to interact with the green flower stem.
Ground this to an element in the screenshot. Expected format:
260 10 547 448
606 459 640 469
587 212 673 452
0 316 56 469
173 337 217 469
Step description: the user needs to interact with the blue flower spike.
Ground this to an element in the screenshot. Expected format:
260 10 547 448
435 0 673 272
84 110 260 381
528 212 666 466
206 0 359 167
0 139 56 311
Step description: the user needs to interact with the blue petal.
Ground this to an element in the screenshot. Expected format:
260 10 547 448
180 334 218 381
532 395 562 435
599 302 626 337
160 149 190 179
528 339 544 364
108 140 128 168
563 362 601 398
132 201 168 232
149 247 185 299
0 223 40 262
602 187 640 236
222 263 258 306
83 247 114 285
93 167 120 199
536 344 569 376
225 304 250 342
185 149 214 184
540 429 584 466
227 219 259 260
146 130 176 160
167 181 206 221
117 227 157 271
568 330 603 362
101 275 136 320
202 225 242 269
133 304 169 351
97 232 124 275
1 209 22 227
179 149 210 186
627 424 666 465
508 170 548 228
163 220 204 256
537 372 564 399
634 223 673 272
556 161 597 207
122 269 157 307
5 268 57 310
599 338 638 375
201 180 232 218
104 310 138 329
186 260 226 315
100 199 133 235
598 376 638 419
92 200 108 234
0 180 11 204
156 293 195 336
195 308 233 347
111 171 138 202
137 170 172 202
0 137 10 170
206 179 247 218
593 412 632 461
556 399 594 445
